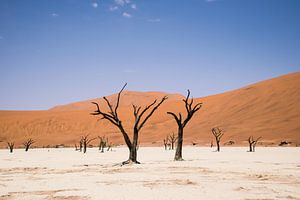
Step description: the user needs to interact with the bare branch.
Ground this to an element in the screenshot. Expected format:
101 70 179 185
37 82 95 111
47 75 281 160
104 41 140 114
138 96 168 131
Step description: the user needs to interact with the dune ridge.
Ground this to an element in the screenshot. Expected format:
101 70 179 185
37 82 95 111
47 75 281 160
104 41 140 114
0 72 299 148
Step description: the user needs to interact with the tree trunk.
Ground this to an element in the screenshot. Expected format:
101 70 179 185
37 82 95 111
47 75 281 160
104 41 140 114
123 128 140 164
83 144 87 153
216 141 220 152
249 143 253 152
10 148 13 153
25 146 29 152
174 127 184 161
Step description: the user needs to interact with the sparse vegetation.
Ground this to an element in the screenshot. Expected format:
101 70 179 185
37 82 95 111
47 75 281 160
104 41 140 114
211 127 224 152
98 136 107 153
91 83 167 164
7 141 14 153
163 136 169 150
168 132 177 150
23 138 35 152
167 90 202 161
81 135 96 153
248 136 261 152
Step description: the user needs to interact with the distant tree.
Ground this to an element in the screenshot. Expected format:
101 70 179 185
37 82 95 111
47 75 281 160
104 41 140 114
75 143 80 151
91 83 167 164
81 135 96 153
163 136 169 150
23 138 35 152
79 138 83 152
7 141 14 153
248 136 261 152
211 127 224 152
167 90 202 161
107 142 113 151
168 132 177 150
98 136 107 153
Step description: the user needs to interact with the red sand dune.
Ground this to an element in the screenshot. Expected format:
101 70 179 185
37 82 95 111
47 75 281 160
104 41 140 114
0 72 299 148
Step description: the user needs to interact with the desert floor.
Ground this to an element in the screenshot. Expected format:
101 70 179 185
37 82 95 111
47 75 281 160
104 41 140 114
0 147 299 200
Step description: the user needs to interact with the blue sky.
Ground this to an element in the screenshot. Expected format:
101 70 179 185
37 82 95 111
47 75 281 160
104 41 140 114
0 0 299 110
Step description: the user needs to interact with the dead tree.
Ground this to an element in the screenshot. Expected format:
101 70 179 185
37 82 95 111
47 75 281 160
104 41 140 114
167 90 202 161
107 142 113 151
91 83 167 165
7 142 14 153
168 132 177 150
163 136 169 150
248 136 261 152
23 138 35 151
75 144 80 151
212 127 223 152
79 138 83 152
98 136 107 153
81 135 95 153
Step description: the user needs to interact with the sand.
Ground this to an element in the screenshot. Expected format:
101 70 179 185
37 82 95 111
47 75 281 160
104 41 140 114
1 72 300 148
0 147 299 200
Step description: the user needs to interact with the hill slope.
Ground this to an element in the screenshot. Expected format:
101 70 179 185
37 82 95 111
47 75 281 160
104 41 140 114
0 72 299 148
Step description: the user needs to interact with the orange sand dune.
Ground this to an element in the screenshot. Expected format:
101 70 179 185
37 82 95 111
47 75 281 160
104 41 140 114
0 72 299 148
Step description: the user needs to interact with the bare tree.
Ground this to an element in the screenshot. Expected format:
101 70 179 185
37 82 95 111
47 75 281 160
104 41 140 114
163 136 169 150
79 138 83 152
167 90 202 161
81 135 96 153
91 83 167 164
98 136 107 153
168 132 177 150
107 142 113 151
7 142 14 153
212 127 223 152
248 136 261 152
23 138 35 152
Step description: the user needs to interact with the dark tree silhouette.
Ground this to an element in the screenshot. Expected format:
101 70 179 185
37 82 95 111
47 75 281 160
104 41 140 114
248 136 261 152
91 83 167 165
163 136 169 150
7 141 14 153
168 132 177 150
212 127 223 152
81 135 95 153
167 90 202 161
23 138 35 152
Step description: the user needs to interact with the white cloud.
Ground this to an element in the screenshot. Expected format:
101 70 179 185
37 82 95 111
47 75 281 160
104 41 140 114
51 13 59 17
109 5 119 11
122 12 132 18
115 0 130 6
131 4 137 9
92 2 98 8
148 18 161 23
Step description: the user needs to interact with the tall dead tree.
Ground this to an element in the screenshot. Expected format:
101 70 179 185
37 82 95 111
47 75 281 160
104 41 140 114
248 136 261 152
163 136 169 150
167 90 202 161
212 127 223 152
91 83 167 164
81 135 95 153
7 142 14 153
23 138 35 152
